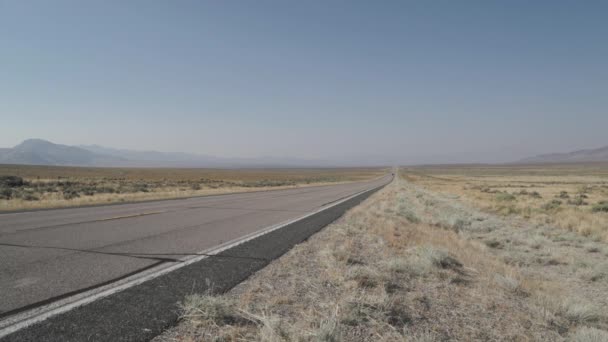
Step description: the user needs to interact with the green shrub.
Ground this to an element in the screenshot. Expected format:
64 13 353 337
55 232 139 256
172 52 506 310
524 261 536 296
542 199 562 211
568 196 588 206
592 201 608 213
13 189 39 201
97 186 116 194
577 185 593 194
519 189 542 198
81 186 96 196
133 183 149 192
495 204 517 216
63 189 80 200
452 219 470 231
398 207 420 223
0 175 25 187
495 192 516 201
22 193 40 201
0 187 12 200
485 239 502 248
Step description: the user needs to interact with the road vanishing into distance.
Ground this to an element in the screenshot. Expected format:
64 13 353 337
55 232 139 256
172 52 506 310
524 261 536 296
0 175 391 320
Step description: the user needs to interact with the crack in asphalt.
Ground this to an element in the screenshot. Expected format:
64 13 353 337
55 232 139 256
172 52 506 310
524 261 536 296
0 206 294 277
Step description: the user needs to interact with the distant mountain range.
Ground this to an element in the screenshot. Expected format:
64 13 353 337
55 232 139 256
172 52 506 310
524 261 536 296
6 138 605 168
0 139 333 168
0 139 126 167
518 145 608 164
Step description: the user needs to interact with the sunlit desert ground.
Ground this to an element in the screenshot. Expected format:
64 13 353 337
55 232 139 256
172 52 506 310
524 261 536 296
402 163 608 241
155 166 608 341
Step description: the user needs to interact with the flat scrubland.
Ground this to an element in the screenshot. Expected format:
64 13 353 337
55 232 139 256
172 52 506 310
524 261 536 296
155 168 608 341
0 164 385 211
402 163 608 241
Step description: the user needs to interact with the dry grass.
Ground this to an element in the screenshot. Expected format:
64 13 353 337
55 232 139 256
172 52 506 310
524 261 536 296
401 163 608 241
0 165 385 211
396 168 608 335
156 172 608 341
569 326 608 342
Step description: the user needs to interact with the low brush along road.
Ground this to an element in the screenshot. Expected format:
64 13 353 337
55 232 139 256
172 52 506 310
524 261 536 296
0 174 391 341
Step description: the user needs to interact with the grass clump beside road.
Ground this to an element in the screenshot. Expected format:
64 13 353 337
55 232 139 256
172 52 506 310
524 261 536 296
179 294 239 325
155 173 608 341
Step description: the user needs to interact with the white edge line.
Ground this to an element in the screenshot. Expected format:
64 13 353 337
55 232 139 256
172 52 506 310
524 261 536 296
0 178 388 339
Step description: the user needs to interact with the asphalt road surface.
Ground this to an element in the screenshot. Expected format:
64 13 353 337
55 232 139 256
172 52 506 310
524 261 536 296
0 175 391 318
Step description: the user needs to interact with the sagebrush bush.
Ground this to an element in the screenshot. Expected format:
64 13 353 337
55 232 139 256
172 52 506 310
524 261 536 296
451 218 470 232
0 175 25 187
398 208 420 223
560 299 601 324
63 189 80 200
592 201 608 213
22 193 39 201
0 187 12 200
568 196 588 206
495 192 516 201
542 199 562 211
494 274 524 294
11 188 39 201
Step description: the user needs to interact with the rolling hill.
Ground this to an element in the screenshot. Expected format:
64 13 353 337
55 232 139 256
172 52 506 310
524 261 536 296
0 139 329 168
0 139 126 166
519 145 608 164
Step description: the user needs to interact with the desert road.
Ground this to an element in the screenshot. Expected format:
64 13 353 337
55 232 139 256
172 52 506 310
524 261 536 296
0 174 391 340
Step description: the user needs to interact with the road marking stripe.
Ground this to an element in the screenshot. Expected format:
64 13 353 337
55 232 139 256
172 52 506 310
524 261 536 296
96 211 165 221
0 177 389 339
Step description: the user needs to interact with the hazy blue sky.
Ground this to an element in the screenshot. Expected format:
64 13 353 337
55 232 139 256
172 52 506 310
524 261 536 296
1 1 607 164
